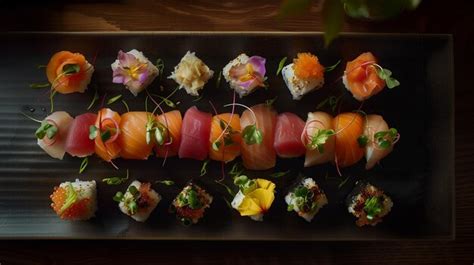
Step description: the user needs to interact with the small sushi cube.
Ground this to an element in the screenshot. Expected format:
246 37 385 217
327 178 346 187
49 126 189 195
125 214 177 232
50 179 97 221
223 53 267 98
171 183 213 225
231 176 276 221
111 49 159 96
285 178 328 222
168 51 214 96
282 53 325 100
346 182 393 226
115 180 161 222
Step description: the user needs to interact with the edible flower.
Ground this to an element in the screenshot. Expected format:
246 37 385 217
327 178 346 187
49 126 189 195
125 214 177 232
231 176 275 221
229 56 266 89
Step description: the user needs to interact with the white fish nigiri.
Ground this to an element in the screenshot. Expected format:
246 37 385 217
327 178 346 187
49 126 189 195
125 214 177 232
364 115 396 169
37 111 73 160
303 111 335 167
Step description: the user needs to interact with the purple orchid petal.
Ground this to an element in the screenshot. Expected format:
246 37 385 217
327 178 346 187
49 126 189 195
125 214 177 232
117 50 139 68
248 56 266 77
229 64 249 79
137 71 148 84
112 75 124 84
236 79 257 90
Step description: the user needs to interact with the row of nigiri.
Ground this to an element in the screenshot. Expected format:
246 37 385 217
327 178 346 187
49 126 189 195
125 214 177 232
46 50 399 102
51 177 392 226
33 103 399 171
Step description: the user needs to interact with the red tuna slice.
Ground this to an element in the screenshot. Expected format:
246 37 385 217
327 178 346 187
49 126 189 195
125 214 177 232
65 113 97 157
274 112 306 158
178 106 212 161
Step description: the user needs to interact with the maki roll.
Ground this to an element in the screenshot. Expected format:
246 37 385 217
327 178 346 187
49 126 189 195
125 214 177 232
50 179 97 221
231 175 275 221
111 49 159 96
223 53 267 98
168 51 214 96
114 180 161 222
171 183 213 225
285 178 328 222
282 53 325 100
346 182 393 226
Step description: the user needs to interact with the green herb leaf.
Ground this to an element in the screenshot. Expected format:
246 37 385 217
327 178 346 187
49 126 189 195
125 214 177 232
156 180 175 186
155 58 165 80
63 64 80 75
200 159 210 177
242 124 263 145
338 176 349 189
357 135 369 148
375 67 400 89
35 121 58 140
216 70 222 88
59 183 78 214
325 59 341 72
212 140 220 151
113 191 124 202
265 96 278 107
89 125 98 140
101 129 112 142
107 94 122 105
307 129 335 153
229 162 244 178
374 128 398 149
364 196 383 220
287 204 294 212
49 90 57 113
128 201 138 215
79 157 88 174
128 185 138 196
102 170 129 185
269 170 290 178
29 83 50 89
276 57 287 76
322 0 344 47
87 89 99 110
187 189 203 209
156 95 176 108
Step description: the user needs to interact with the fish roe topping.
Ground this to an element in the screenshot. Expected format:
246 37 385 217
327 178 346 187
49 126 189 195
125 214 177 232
293 53 325 80
50 186 89 219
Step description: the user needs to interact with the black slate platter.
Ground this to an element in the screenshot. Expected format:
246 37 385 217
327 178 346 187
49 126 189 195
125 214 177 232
0 32 454 240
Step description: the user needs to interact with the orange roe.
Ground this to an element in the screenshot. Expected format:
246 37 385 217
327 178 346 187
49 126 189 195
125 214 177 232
50 186 90 220
293 53 324 80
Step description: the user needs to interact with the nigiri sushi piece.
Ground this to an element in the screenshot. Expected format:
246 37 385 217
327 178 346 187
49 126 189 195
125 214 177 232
114 180 161 222
342 52 386 101
50 179 97 221
46 51 94 94
285 178 328 222
93 108 121 162
36 111 73 160
65 113 97 157
240 104 277 170
168 51 214 96
117 112 154 160
273 112 306 158
231 176 276 221
282 53 325 100
363 115 399 169
333 112 365 168
155 110 182 158
171 183 213 225
178 106 212 161
223 53 267 98
209 113 242 163
346 182 393 226
111 49 159 96
303 112 335 167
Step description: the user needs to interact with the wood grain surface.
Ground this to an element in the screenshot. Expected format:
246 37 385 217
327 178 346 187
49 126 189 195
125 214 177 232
0 0 473 264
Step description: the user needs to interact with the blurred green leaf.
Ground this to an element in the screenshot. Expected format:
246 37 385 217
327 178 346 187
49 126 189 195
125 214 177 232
323 0 344 47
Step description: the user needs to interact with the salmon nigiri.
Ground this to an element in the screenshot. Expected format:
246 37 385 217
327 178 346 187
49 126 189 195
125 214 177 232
333 112 365 168
240 104 277 170
303 112 335 167
65 113 97 157
343 52 386 101
178 106 212 161
118 112 154 160
363 115 399 169
93 108 121 162
155 110 182 158
209 113 241 163
36 111 73 160
273 112 306 158
46 51 94 94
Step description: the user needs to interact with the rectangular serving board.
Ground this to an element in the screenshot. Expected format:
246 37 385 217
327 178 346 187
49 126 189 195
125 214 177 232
0 32 454 240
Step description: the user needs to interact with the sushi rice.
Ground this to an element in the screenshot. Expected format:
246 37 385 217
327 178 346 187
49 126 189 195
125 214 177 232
285 178 328 222
118 180 161 222
282 63 324 100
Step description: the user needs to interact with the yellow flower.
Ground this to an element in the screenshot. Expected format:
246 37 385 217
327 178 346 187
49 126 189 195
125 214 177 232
236 178 276 217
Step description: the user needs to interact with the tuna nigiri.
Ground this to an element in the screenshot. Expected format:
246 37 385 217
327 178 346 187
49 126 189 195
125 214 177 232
93 108 121 162
363 115 399 169
46 51 94 94
333 112 365 168
36 111 73 160
118 112 154 160
155 110 183 158
303 112 335 167
240 104 277 170
65 113 97 157
178 106 212 161
209 113 242 163
274 112 306 158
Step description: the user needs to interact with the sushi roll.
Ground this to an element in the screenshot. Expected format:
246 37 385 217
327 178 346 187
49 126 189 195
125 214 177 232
282 53 325 100
114 180 161 222
346 182 393 226
168 51 214 96
285 178 328 222
231 176 275 221
223 53 267 98
171 183 213 225
36 111 74 160
50 179 97 221
46 51 94 94
111 49 159 96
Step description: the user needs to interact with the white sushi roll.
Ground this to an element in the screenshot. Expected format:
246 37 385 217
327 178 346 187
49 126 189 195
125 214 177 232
116 180 161 222
282 63 324 100
223 53 267 98
50 179 97 221
168 51 214 96
285 178 327 222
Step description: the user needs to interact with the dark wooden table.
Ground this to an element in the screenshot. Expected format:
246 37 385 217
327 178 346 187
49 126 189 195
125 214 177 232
1 1 473 264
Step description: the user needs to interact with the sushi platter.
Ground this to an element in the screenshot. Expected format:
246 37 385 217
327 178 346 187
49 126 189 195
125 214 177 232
0 32 454 240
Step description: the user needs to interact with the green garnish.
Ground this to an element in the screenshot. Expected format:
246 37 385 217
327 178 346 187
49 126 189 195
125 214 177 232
289 184 316 213
113 191 124 202
307 129 335 153
374 128 398 149
193 95 203 102
233 175 256 194
89 125 98 140
155 58 165 80
223 198 233 209
156 94 176 108
128 201 138 215
87 89 99 110
357 135 369 148
316 95 342 112
212 119 237 151
145 116 169 145
59 183 78 214
113 183 143 215
200 159 210 176
265 96 278 107
156 180 175 186
79 157 88 174
363 196 383 220
338 176 349 189
49 90 57 113
229 162 244 178
269 170 290 178
242 124 263 145
102 169 129 185
62 64 80 75
37 64 47 69
373 65 400 89
216 70 222 88
215 180 236 197
121 100 130 112
107 94 122 105
177 187 202 209
29 83 50 89
35 121 58 140
276 56 287 76
212 141 221 151
324 59 341 72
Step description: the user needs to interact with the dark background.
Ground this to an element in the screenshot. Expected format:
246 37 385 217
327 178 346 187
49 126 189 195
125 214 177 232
0 0 472 264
